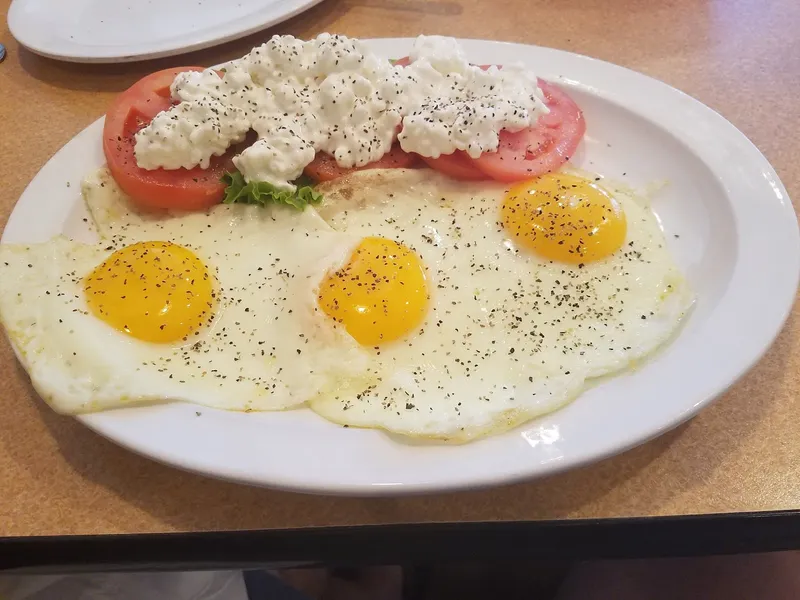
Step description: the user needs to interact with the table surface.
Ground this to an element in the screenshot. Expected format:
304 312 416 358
0 0 798 539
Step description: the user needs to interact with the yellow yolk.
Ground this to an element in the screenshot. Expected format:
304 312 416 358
318 237 429 346
501 173 627 264
84 241 215 343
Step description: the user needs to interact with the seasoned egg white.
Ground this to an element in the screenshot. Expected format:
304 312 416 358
309 169 693 441
0 169 373 414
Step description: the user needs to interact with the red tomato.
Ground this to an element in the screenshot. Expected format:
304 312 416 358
393 56 412 67
420 152 488 180
102 67 235 211
391 60 585 183
471 79 585 182
304 145 420 182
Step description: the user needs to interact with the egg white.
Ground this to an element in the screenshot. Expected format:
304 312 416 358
309 169 693 441
0 169 373 414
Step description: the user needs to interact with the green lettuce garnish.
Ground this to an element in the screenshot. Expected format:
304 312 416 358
221 171 322 210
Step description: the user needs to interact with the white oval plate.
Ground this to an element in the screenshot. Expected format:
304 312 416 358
8 0 324 63
3 39 798 495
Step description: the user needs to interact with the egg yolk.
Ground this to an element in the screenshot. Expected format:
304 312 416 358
501 173 627 264
84 241 215 343
318 237 429 346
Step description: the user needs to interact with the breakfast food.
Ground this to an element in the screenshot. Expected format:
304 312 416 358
308 169 691 439
0 170 373 413
0 34 693 442
102 34 583 210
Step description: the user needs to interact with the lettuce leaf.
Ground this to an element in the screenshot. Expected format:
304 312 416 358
221 171 322 210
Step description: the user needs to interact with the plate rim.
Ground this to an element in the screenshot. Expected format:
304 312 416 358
7 0 325 63
2 37 798 495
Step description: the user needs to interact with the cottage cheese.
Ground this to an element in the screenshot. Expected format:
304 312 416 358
134 34 548 190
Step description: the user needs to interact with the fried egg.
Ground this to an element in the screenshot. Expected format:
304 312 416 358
0 169 373 413
309 169 693 441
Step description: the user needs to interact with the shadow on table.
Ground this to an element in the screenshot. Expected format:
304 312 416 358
3 307 795 533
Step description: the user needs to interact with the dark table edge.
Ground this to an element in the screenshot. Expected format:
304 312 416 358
2 510 800 572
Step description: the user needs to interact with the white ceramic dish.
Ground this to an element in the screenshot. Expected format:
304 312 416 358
7 0 324 63
2 39 797 495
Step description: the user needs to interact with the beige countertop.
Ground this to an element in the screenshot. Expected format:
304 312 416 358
0 0 798 538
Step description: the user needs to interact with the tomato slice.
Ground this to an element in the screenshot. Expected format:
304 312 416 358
471 79 585 182
304 145 420 182
420 152 488 181
391 61 584 183
103 67 236 211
